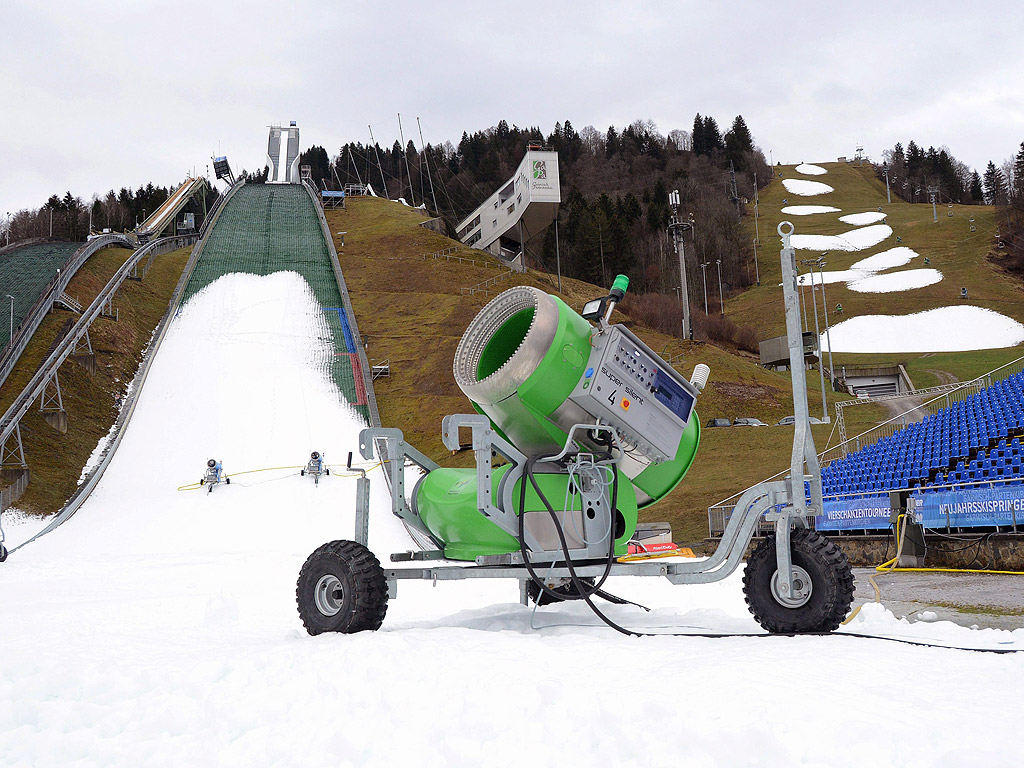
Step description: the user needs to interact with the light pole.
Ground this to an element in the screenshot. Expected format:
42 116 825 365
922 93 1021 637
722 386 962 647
4 211 9 246
816 254 835 389
801 259 829 422
700 262 709 315
49 206 53 237
752 237 760 285
882 163 891 204
667 190 693 340
715 259 724 315
5 294 13 344
753 172 760 244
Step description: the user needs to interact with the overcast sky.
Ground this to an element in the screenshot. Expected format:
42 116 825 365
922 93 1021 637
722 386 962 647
2 0 1022 218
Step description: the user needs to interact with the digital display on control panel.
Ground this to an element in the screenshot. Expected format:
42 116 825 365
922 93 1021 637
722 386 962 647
652 369 694 422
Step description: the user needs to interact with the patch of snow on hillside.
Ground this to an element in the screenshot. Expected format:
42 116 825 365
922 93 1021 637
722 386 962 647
791 224 892 252
796 269 870 286
850 246 919 272
781 205 841 215
795 163 827 175
847 269 943 293
839 211 887 225
782 179 834 196
825 305 1024 352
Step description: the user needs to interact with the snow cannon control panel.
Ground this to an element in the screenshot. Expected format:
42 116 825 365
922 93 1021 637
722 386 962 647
569 324 698 463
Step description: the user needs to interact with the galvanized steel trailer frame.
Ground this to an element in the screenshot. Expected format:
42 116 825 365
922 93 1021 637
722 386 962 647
352 222 821 604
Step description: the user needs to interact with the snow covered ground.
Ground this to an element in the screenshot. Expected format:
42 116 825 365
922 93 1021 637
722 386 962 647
795 163 827 175
839 211 887 225
781 205 841 215
849 246 919 272
2 272 1024 767
791 224 892 252
825 306 1024 353
848 268 943 293
782 178 834 196
796 268 871 287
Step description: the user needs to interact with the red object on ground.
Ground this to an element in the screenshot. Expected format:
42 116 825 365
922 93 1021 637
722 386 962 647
627 541 679 555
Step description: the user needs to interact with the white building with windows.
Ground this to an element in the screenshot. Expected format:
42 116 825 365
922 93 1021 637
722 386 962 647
456 147 560 267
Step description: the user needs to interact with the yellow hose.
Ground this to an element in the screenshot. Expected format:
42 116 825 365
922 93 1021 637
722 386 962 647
843 513 1024 624
842 514 906 625
176 460 383 491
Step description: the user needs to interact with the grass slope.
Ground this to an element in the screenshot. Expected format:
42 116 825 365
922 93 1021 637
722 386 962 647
329 198 856 542
2 246 191 515
732 162 1024 385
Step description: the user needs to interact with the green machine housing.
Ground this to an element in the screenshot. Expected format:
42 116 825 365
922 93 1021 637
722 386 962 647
411 280 707 561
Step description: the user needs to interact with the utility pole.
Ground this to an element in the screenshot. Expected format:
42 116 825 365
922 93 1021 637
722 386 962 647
753 171 760 244
882 163 892 204
817 255 835 390
700 262 709 315
715 259 724 314
802 259 829 422
598 220 606 286
49 207 53 237
554 220 562 293
397 113 416 207
928 185 939 223
752 237 760 285
347 146 363 185
667 190 693 340
416 117 439 215
4 212 9 246
367 126 390 199
729 161 741 220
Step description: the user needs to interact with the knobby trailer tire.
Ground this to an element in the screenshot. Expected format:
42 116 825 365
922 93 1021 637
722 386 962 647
742 528 854 634
296 540 388 634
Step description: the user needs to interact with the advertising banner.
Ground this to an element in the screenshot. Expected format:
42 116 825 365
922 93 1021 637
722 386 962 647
816 497 892 531
914 486 1024 529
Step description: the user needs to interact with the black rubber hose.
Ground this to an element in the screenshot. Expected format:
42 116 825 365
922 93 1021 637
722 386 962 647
518 455 637 636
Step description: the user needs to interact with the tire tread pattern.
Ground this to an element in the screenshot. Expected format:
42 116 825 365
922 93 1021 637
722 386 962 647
742 529 854 634
296 540 389 635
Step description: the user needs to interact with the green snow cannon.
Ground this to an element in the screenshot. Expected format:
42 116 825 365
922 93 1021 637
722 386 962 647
410 276 708 561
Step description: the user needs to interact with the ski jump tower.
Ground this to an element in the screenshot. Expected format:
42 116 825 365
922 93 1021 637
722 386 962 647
456 145 560 270
267 121 301 184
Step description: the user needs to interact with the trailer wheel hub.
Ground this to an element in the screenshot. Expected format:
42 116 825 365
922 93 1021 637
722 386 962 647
314 574 345 616
771 565 813 608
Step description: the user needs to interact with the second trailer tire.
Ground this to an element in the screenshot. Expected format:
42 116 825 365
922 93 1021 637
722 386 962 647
742 528 854 634
296 540 388 635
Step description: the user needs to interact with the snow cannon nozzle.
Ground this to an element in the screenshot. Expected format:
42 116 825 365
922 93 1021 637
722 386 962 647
207 459 216 468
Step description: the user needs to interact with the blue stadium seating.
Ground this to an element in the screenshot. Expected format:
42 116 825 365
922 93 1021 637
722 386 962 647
821 372 1024 499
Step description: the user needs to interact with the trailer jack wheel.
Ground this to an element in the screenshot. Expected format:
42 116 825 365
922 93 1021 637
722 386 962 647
296 540 389 634
742 529 854 634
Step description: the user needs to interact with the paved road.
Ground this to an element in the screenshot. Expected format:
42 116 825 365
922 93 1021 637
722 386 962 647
852 567 1024 630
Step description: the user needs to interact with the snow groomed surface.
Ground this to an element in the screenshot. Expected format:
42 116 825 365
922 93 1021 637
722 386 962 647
182 184 369 422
